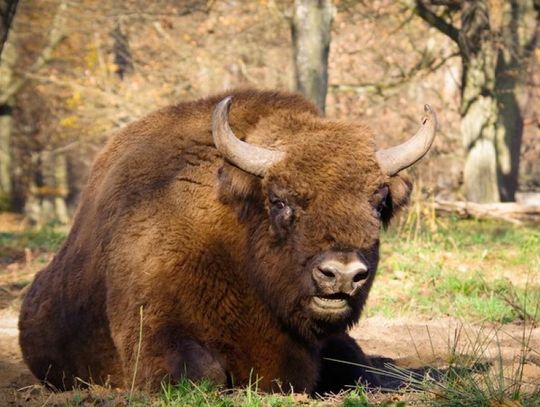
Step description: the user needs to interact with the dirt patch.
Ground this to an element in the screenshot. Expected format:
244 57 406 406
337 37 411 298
0 309 39 406
351 316 540 392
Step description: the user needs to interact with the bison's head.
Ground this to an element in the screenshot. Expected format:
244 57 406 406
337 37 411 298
214 96 437 341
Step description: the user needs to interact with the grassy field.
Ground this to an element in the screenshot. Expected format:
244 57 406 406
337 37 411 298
372 216 540 324
0 212 539 406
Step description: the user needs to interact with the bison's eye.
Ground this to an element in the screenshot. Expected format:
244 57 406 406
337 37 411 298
269 192 288 211
372 185 389 219
270 198 292 219
269 195 294 238
375 200 387 218
272 199 286 210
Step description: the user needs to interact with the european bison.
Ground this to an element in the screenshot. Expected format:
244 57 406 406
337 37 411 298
19 90 437 394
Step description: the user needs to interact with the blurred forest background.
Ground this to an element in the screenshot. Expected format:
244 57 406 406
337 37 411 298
0 0 539 226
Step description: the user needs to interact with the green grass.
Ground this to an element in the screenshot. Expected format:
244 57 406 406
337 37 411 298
0 224 67 289
159 379 390 406
0 194 10 212
0 225 66 260
341 387 371 406
370 217 540 323
160 378 302 407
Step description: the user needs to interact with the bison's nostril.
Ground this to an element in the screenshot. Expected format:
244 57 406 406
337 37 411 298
352 270 369 283
318 267 336 279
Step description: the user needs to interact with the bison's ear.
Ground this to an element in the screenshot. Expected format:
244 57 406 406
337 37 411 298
216 163 263 221
380 174 412 227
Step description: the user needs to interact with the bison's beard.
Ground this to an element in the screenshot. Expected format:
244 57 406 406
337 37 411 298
257 283 365 342
307 291 366 336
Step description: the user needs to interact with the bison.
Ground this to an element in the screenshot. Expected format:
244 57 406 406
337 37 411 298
19 89 437 394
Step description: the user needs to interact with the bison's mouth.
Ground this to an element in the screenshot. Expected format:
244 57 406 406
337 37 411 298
310 293 350 315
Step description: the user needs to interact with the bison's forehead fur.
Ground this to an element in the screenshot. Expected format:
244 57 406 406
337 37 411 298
251 112 384 194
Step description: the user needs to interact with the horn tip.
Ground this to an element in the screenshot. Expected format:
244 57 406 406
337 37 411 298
421 104 437 126
216 96 234 114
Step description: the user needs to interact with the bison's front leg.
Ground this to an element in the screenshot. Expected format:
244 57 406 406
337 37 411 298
152 336 228 386
114 321 227 391
314 333 380 395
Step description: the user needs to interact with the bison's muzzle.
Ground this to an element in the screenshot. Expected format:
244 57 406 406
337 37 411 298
310 251 369 319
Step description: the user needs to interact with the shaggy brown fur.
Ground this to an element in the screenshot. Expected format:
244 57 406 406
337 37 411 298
19 89 413 394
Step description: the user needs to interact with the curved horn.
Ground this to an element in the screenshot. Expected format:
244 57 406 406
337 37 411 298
376 104 438 176
212 96 285 177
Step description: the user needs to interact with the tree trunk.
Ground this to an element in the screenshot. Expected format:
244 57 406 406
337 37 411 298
460 1 500 203
291 0 333 113
492 0 537 202
0 104 12 207
434 199 540 224
24 149 69 226
0 39 14 207
495 50 522 202
112 20 134 80
0 0 18 60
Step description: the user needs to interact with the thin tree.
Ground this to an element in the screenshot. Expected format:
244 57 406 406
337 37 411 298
112 20 134 80
0 0 19 205
291 0 334 113
414 0 540 203
0 0 18 60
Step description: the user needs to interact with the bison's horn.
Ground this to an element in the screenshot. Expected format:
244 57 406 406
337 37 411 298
212 96 285 177
376 105 438 176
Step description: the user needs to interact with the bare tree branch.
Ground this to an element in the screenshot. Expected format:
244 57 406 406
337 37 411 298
414 0 460 45
429 0 462 8
330 50 459 96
